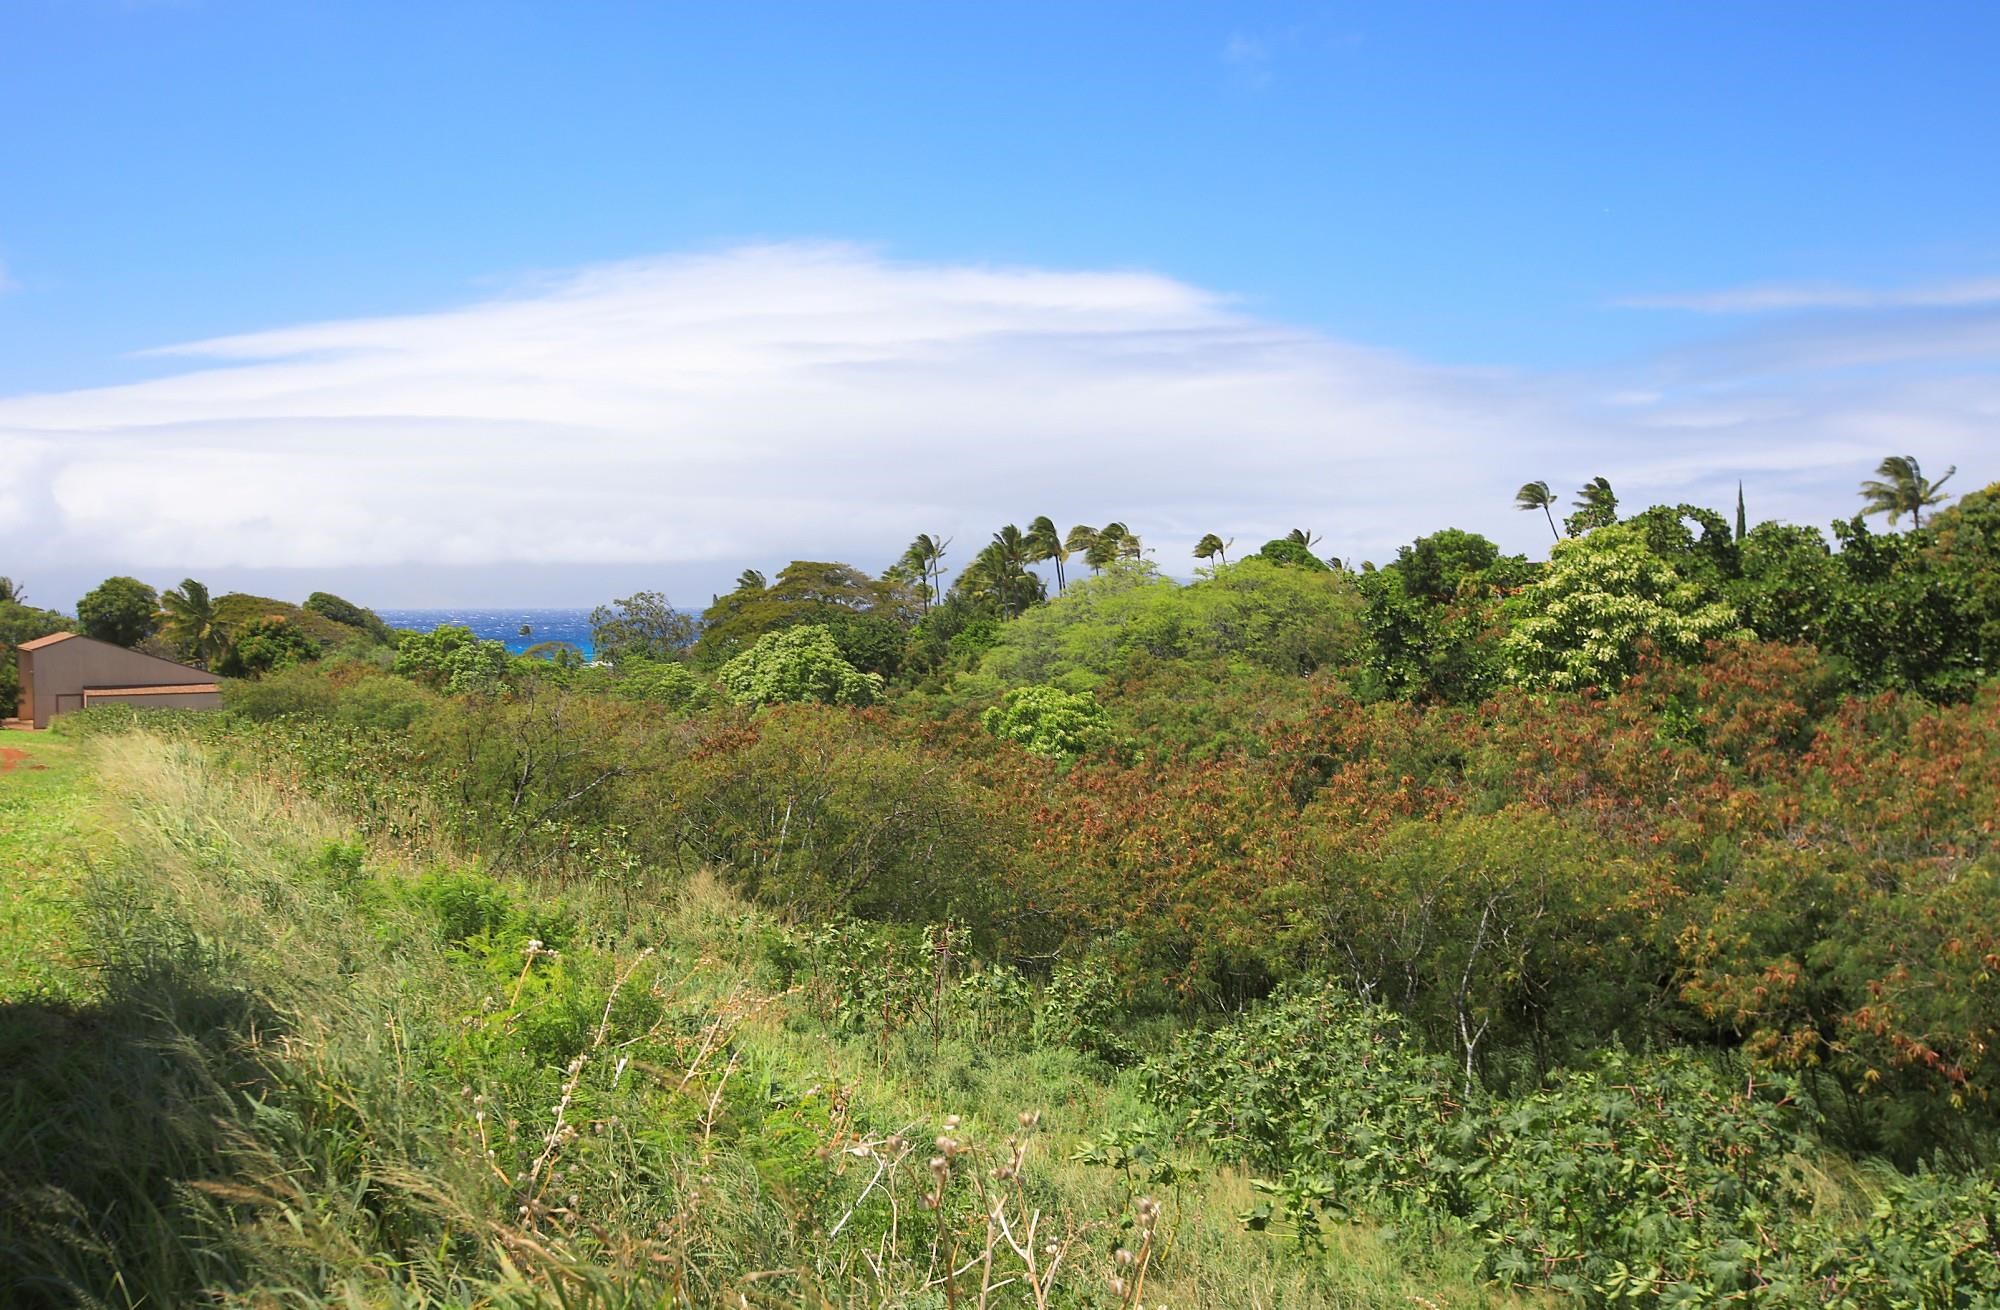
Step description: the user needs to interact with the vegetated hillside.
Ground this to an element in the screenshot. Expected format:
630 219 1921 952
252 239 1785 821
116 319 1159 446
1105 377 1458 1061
0 726 1534 1309
5 475 2000 1307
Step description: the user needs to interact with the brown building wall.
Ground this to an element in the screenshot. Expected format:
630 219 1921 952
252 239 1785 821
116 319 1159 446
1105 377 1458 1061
19 637 220 727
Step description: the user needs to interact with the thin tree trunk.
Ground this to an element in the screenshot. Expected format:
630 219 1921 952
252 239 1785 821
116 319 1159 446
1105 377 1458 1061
1543 505 1558 539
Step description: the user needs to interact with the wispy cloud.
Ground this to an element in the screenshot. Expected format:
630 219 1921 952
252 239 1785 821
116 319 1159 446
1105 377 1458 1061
0 242 1992 603
1221 33 1272 89
1621 276 2000 313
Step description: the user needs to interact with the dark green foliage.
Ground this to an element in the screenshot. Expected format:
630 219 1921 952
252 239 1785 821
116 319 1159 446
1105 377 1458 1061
1356 565 1505 703
610 656 713 709
1389 527 1505 601
75 575 159 647
0 597 71 710
302 591 393 643
1254 537 1332 571
1149 985 2000 1307
694 561 916 670
903 593 1001 676
588 590 696 663
216 616 319 677
390 624 511 695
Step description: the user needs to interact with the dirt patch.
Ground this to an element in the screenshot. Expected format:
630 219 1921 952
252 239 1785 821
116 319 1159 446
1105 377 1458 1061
0 746 46 772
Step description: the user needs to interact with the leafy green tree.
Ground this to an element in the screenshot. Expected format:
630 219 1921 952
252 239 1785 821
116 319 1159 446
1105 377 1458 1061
1254 537 1331 571
1390 528 1508 602
1563 477 1619 535
76 576 159 648
1516 480 1560 539
1501 524 1745 690
1859 454 1955 528
614 658 714 710
1622 504 1739 586
589 591 695 663
219 616 320 678
159 579 227 667
1 595 71 711
391 624 511 695
965 556 1363 691
902 593 1002 676
1193 533 1232 566
981 684 1113 759
1727 522 1844 646
1924 480 2000 675
717 623 882 707
696 560 913 671
303 591 393 643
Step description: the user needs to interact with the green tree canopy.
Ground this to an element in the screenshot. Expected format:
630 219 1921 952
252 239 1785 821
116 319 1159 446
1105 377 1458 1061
76 576 159 648
303 591 393 643
716 623 883 708
391 624 511 695
696 561 915 672
1254 537 1332 571
590 591 696 664
1 596 72 711
1501 524 1745 691
219 617 321 678
981 684 1113 759
1389 528 1513 602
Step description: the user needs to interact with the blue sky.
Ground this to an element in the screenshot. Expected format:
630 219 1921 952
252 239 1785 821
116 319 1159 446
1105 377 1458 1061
2 1 1997 606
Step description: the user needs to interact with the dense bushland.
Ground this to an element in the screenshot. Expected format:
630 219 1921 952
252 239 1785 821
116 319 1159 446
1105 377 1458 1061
7 471 2000 1305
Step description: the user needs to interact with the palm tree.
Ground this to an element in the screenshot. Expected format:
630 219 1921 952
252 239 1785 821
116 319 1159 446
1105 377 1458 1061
1025 516 1070 594
1084 522 1132 571
1859 456 1956 528
0 576 21 604
1576 477 1616 515
1565 477 1619 533
1285 528 1322 550
1515 480 1560 540
159 578 226 667
735 568 768 592
897 535 949 611
1193 533 1232 566
957 528 1043 617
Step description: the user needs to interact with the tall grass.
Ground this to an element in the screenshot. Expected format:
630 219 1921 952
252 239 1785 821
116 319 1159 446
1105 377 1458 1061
1 729 1528 1308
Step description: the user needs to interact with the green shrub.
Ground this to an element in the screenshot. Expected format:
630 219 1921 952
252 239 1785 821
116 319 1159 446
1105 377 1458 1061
981 683 1113 758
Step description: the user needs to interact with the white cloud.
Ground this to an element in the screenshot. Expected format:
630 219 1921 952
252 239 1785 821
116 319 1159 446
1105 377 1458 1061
1221 33 1273 88
1621 276 2000 313
0 242 1994 603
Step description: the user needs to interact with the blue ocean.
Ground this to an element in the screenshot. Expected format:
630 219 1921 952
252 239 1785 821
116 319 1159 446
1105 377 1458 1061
378 609 597 661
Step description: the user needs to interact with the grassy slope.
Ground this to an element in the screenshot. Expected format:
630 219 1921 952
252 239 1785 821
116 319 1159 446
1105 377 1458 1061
0 727 1536 1308
0 734 100 1004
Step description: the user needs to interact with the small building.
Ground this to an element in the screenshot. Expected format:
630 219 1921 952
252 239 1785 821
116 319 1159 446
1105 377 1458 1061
14 632 222 728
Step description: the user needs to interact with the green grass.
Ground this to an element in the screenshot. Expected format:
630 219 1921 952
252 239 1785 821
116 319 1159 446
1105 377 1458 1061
0 734 102 1004
0 727 1539 1307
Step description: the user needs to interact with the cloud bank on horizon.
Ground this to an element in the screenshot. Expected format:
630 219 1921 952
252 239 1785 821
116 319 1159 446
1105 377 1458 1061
0 242 1993 605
